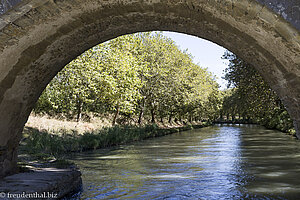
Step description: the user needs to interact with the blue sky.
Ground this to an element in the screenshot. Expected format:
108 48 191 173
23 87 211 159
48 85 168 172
162 31 229 89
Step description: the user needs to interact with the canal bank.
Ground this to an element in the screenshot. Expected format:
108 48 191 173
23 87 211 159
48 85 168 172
0 166 81 200
213 119 296 137
9 123 211 199
21 122 212 160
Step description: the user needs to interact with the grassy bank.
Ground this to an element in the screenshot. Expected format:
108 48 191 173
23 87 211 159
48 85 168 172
214 118 296 137
20 119 211 161
25 114 111 135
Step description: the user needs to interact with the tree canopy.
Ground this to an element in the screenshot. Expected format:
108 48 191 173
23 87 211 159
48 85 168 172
220 51 294 133
34 33 294 134
35 32 221 125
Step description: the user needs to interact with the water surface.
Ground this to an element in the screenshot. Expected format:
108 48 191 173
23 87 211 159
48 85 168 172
69 124 300 199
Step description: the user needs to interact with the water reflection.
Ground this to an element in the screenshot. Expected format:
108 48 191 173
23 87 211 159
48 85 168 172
68 125 300 200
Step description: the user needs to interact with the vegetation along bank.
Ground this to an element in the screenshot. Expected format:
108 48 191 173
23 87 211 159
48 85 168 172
21 32 295 162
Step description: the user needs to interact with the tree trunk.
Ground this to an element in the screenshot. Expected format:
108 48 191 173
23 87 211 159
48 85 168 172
219 112 223 120
151 108 155 123
138 100 145 125
138 108 144 125
76 101 83 122
179 116 182 124
112 105 120 126
189 113 192 123
168 115 172 124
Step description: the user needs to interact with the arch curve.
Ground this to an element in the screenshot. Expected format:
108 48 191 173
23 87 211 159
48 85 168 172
0 0 299 177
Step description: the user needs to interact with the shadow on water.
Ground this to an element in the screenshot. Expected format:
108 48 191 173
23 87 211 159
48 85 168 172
68 124 300 200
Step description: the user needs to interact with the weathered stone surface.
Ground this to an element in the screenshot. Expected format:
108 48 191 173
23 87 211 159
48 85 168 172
0 136 18 178
2 0 299 31
0 0 299 179
0 167 82 199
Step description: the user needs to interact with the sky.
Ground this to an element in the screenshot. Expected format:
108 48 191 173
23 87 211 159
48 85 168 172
162 31 229 89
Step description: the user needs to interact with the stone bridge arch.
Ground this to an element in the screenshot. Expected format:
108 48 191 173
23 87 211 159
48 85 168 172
0 0 299 178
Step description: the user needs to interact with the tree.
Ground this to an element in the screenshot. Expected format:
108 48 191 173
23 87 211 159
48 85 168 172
221 51 294 132
35 32 221 126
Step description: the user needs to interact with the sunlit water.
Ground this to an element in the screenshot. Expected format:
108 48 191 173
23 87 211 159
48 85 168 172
68 124 300 200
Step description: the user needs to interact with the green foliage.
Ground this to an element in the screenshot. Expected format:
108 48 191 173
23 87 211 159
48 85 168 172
221 52 294 133
34 32 220 124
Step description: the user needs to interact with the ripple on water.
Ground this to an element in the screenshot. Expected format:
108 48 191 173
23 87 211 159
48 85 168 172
68 125 300 200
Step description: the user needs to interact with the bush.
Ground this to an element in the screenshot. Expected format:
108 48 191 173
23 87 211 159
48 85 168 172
22 123 210 160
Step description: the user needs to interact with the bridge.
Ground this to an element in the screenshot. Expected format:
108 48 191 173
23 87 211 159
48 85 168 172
0 0 299 178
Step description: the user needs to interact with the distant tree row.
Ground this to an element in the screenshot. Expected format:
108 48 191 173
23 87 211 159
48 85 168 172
34 32 294 133
34 32 221 125
220 52 294 133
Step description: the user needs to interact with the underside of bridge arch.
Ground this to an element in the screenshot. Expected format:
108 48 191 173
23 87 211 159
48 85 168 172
0 0 299 178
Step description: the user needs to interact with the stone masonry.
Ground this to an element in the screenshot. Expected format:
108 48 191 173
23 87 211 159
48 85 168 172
0 0 299 178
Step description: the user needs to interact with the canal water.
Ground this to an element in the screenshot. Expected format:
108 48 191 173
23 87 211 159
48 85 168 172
69 124 300 200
